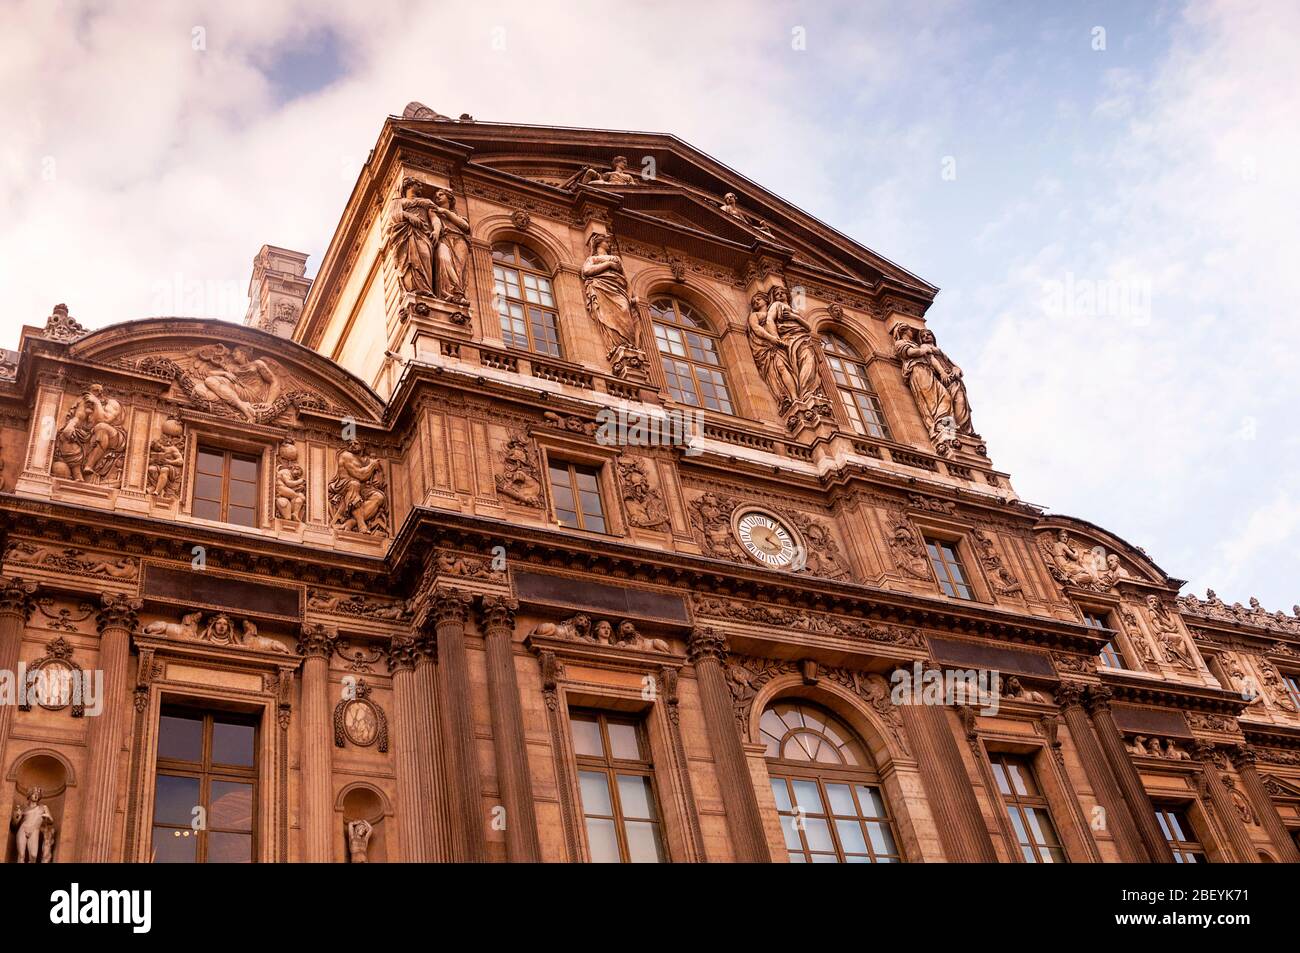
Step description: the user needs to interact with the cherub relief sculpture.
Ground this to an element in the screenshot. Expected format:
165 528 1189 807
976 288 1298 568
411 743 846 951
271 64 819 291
617 456 669 530
745 285 827 423
886 511 931 579
562 155 639 190
51 384 127 485
581 232 647 378
11 785 59 863
495 431 543 507
688 492 747 562
890 322 974 453
1145 595 1197 671
790 514 850 580
146 417 185 498
5 541 136 579
274 439 306 521
329 441 389 535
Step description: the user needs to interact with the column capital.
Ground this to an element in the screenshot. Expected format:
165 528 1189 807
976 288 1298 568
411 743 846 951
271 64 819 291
1054 679 1088 711
0 576 37 620
96 591 142 633
387 635 422 674
479 594 519 633
431 587 473 627
687 626 729 665
1229 743 1257 769
297 622 338 659
1084 683 1114 714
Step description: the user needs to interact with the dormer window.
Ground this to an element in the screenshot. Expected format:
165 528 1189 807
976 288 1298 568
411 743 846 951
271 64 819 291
192 446 259 528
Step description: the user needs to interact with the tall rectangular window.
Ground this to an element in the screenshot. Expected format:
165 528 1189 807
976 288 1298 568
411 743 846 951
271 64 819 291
1083 611 1126 669
990 753 1066 863
925 536 974 600
151 708 257 863
548 461 607 533
192 446 259 527
1284 673 1300 712
1155 805 1206 862
569 710 664 863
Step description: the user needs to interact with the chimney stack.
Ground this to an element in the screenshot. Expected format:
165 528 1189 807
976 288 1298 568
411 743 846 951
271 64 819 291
245 245 311 339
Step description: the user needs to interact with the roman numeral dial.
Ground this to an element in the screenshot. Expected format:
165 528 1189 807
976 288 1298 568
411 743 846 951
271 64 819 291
736 512 800 568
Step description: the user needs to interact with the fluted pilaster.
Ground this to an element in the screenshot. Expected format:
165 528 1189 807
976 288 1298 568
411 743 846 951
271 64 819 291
296 623 336 862
688 627 770 862
1231 744 1300 862
433 587 487 861
480 595 540 861
387 634 431 860
78 592 141 861
1085 685 1174 862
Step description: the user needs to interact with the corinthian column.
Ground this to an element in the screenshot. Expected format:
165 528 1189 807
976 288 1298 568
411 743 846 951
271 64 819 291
0 577 36 753
387 635 432 860
480 595 541 861
687 628 770 862
412 623 450 860
894 664 996 862
1231 744 1300 862
1085 685 1174 862
433 587 487 861
79 592 141 861
1193 741 1258 862
1055 681 1149 861
296 623 336 862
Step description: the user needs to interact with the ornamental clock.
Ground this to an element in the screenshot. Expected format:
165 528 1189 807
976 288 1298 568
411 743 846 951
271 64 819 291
734 510 802 569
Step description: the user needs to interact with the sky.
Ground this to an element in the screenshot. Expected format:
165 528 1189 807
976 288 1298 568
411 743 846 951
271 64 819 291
2 0 1296 610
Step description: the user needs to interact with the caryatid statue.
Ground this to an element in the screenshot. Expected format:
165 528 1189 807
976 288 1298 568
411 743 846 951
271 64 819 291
384 176 440 297
890 322 975 451
581 233 647 378
11 786 56 863
431 188 471 304
746 285 828 428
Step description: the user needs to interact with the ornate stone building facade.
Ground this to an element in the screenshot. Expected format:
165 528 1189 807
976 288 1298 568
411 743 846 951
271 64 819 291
2 103 1298 863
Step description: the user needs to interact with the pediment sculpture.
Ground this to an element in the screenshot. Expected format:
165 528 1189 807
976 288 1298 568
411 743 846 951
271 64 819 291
562 155 639 190
141 611 290 654
1038 530 1132 591
531 615 672 653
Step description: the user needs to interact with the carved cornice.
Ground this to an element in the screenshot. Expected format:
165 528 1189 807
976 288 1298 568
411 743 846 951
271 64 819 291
96 592 142 633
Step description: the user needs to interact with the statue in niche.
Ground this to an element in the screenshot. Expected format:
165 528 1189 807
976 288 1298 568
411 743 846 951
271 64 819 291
51 384 127 485
581 233 647 377
891 322 974 450
274 439 306 521
432 188 471 304
329 440 389 535
563 155 638 190
11 786 57 863
385 176 438 296
1146 595 1196 670
190 345 281 422
495 432 542 507
346 818 375 863
146 416 185 498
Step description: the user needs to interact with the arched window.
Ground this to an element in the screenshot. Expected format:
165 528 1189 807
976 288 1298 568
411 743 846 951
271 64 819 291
492 242 561 356
648 297 734 414
820 332 892 439
761 699 902 863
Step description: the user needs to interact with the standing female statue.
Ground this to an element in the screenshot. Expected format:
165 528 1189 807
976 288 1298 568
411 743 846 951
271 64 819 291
766 285 821 401
892 322 963 443
432 188 471 303
747 285 822 412
746 289 798 410
384 176 439 295
581 233 645 372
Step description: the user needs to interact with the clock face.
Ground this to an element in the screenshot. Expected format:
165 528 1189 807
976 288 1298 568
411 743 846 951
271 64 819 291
736 511 800 568
344 701 379 747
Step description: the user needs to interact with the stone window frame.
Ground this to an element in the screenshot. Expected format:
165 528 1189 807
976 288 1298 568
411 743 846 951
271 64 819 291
1075 600 1135 671
489 240 565 358
906 510 993 604
532 432 627 539
180 422 276 531
976 736 1083 863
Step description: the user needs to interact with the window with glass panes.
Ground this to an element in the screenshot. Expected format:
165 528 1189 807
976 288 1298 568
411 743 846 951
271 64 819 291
547 461 607 532
925 536 974 600
151 708 257 863
491 242 561 356
192 446 259 527
1155 805 1206 862
569 711 665 863
761 700 901 863
649 297 734 413
820 332 892 439
989 752 1066 863
1284 673 1300 711
1083 611 1125 669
